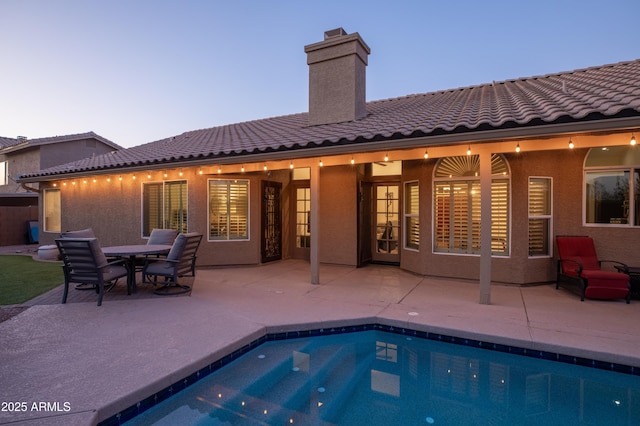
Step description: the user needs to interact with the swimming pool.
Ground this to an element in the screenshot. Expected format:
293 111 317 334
120 327 640 425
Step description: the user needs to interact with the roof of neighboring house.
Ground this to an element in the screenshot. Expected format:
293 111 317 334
18 59 640 181
0 132 121 155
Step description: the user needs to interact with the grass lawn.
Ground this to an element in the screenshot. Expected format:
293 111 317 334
0 255 63 305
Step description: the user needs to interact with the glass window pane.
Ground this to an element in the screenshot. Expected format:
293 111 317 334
209 180 249 240
43 189 61 232
528 177 552 256
585 171 629 224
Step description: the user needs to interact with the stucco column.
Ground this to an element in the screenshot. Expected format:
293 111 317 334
479 149 492 304
310 163 320 284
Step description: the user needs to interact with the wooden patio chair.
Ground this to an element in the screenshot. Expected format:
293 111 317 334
142 233 202 295
55 238 128 306
555 235 630 303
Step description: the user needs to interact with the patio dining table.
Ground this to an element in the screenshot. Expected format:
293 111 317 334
102 244 172 293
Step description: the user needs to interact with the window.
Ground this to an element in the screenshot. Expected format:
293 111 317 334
142 180 187 237
404 181 419 250
209 179 249 240
296 187 311 248
43 188 61 232
0 161 7 185
584 146 640 226
528 177 552 256
433 154 510 255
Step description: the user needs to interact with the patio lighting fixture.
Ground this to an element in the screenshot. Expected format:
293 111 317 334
53 183 57 187
72 181 76 185
319 159 323 167
147 173 152 179
263 164 268 171
568 138 574 149
63 182 67 186
132 175 136 180
467 145 471 156
107 177 111 182
179 169 183 177
83 179 87 184
119 176 123 181
289 161 294 169
163 171 168 178
93 178 97 183
515 143 521 153
241 164 245 172
350 155 355 165
384 153 389 162
199 168 203 175
424 149 429 159
217 166 222 174
631 133 637 146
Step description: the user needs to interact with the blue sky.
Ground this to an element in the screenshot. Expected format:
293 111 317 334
1 0 638 148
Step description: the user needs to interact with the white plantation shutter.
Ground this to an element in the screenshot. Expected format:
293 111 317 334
528 178 552 256
434 154 510 255
404 181 419 249
143 181 187 237
209 180 249 240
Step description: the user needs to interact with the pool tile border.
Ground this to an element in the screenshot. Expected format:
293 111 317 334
100 323 640 425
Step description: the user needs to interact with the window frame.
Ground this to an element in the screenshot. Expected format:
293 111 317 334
528 177 553 258
403 180 419 251
0 161 7 186
43 188 61 233
432 154 511 256
141 179 188 238
208 178 250 242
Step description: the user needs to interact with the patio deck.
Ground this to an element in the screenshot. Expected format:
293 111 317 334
1 253 639 426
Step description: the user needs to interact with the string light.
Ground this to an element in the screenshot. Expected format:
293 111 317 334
319 159 323 167
119 176 123 181
424 150 429 159
350 156 355 165
241 164 245 172
179 169 183 177
568 138 574 149
107 177 111 182
147 173 152 179
217 166 222 174
132 175 136 180
263 164 268 171
163 171 168 178
631 133 637 146
384 153 389 162
467 145 471 156
515 143 521 153
289 161 294 169
199 168 203 175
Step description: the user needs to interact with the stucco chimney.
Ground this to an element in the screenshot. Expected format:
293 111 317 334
304 28 371 126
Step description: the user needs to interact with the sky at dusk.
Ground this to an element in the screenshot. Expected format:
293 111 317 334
1 0 639 148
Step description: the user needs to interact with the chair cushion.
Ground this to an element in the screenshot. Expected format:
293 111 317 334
88 238 108 267
61 228 96 239
103 265 128 282
148 229 179 245
167 234 188 261
144 261 175 275
556 236 601 273
581 270 629 300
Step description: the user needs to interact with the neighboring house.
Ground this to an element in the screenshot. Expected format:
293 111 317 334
18 29 640 302
0 132 121 245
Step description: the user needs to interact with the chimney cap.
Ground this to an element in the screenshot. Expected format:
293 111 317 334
324 28 348 40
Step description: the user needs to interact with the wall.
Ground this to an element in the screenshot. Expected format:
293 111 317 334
0 205 38 245
40 138 117 169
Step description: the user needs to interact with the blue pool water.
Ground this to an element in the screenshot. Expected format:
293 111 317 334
123 330 640 425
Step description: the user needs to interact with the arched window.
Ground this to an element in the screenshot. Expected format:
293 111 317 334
584 146 640 226
433 154 510 255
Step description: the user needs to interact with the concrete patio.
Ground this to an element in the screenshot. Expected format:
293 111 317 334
1 255 639 426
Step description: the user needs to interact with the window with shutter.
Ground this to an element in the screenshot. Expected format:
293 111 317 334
142 180 187 237
433 154 510 255
528 177 552 256
209 179 249 240
404 181 419 250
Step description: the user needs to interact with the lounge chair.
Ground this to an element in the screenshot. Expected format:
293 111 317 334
55 238 129 306
556 235 630 303
142 233 202 295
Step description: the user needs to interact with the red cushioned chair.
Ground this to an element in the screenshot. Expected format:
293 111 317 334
556 236 630 303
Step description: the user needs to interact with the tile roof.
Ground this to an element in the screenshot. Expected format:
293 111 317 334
18 59 640 181
0 132 121 155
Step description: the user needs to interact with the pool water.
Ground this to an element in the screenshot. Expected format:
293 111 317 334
124 330 640 425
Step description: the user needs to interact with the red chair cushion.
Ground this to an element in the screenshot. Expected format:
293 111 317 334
581 270 629 300
556 236 601 274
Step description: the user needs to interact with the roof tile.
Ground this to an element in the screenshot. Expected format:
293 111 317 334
19 59 640 180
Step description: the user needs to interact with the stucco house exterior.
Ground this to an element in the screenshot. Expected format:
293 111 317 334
18 29 640 302
0 132 120 245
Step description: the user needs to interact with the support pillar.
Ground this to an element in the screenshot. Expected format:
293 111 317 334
479 150 492 304
310 163 320 284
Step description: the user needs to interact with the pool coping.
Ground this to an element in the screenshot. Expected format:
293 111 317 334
99 320 640 426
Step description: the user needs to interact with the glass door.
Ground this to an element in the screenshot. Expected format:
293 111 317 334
372 183 400 263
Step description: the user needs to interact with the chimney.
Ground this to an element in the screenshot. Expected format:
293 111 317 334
304 28 370 126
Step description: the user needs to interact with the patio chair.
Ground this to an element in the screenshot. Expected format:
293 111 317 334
555 236 630 303
142 233 202 295
59 228 99 290
55 238 129 306
134 228 179 272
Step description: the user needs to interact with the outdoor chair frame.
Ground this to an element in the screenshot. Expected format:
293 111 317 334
555 235 630 303
142 233 202 295
55 238 129 306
